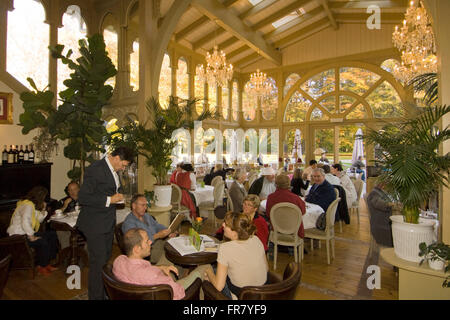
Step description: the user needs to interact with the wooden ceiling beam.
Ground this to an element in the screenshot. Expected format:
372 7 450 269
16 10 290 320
273 16 330 48
251 0 312 30
217 36 239 51
334 12 405 22
318 0 338 30
192 0 282 65
192 27 226 50
329 0 408 10
233 52 260 69
226 45 251 60
239 0 278 20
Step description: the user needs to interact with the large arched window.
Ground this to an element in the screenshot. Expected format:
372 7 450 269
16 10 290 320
261 77 278 120
7 0 49 90
232 80 239 121
176 57 189 100
284 73 300 97
58 5 87 95
242 82 257 121
102 14 118 89
208 85 217 113
171 128 191 165
195 64 205 114
158 53 171 108
222 84 229 120
130 40 139 91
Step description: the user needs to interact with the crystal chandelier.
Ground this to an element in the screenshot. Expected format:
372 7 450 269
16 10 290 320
197 45 233 88
244 69 274 99
392 0 437 83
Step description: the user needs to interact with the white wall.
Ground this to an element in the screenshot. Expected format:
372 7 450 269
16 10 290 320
0 80 70 200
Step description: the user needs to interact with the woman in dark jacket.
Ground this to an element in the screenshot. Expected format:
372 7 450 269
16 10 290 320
290 168 309 196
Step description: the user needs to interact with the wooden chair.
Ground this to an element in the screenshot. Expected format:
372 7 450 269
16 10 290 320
102 263 202 300
114 222 126 255
170 184 191 221
334 187 343 233
0 234 36 279
0 254 12 298
268 202 304 270
304 197 340 264
202 262 301 300
350 178 364 224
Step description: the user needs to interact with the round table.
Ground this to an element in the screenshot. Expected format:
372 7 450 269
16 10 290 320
164 239 218 267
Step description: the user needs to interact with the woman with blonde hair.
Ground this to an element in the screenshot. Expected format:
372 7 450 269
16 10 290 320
205 212 268 299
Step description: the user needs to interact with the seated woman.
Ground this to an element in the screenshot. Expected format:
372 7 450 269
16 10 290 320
214 195 269 252
7 186 59 276
206 212 268 299
290 168 309 196
175 163 197 219
170 162 183 184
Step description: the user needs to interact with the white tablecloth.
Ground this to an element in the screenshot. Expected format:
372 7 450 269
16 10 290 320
50 208 130 228
259 199 324 229
192 185 214 205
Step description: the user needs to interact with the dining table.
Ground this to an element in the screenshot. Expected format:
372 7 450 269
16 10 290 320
192 185 214 206
164 235 219 267
259 198 324 229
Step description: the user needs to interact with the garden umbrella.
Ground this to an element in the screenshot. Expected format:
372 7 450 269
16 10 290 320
352 128 364 164
291 129 302 161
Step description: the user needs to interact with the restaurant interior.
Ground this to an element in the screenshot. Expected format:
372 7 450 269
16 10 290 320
0 0 449 301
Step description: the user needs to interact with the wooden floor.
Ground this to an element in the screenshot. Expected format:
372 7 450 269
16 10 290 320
1 197 398 300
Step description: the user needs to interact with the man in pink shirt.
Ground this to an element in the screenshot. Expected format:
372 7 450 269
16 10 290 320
113 228 211 300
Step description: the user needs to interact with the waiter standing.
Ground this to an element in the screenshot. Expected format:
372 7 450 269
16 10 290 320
76 146 134 300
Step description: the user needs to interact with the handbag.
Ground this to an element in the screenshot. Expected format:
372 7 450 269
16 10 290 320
315 212 326 230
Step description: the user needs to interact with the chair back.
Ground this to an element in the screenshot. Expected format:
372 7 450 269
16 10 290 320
102 263 174 300
0 254 12 298
114 222 126 255
211 176 223 188
334 187 339 200
171 184 182 209
0 234 35 271
325 198 340 234
352 179 364 201
248 174 258 190
225 189 234 212
240 262 302 300
269 202 302 237
213 182 225 208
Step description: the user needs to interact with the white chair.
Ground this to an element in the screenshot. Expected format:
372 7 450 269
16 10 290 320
199 181 225 227
268 202 304 270
334 188 343 233
211 176 223 188
350 178 364 225
170 184 191 222
304 197 340 264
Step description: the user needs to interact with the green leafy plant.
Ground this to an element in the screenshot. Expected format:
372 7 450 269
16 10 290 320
419 242 450 287
365 105 450 223
107 96 218 185
19 34 117 182
408 72 438 106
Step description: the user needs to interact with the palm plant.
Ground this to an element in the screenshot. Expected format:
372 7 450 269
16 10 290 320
408 72 438 106
365 105 450 223
107 96 218 185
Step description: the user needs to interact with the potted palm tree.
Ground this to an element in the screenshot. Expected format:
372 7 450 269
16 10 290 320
365 105 450 262
108 96 217 206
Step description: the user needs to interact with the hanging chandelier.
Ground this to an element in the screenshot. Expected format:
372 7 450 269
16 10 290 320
197 45 233 88
244 69 274 99
391 0 437 84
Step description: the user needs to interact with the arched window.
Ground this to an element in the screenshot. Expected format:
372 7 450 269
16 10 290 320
339 67 380 96
130 40 139 91
242 82 257 121
284 73 300 97
208 85 217 113
195 64 205 114
300 69 335 100
222 84 229 120
284 92 311 122
176 57 189 100
171 128 191 165
58 5 87 96
102 14 118 89
159 53 171 108
366 81 403 118
381 59 401 74
232 80 239 121
204 128 216 163
261 77 277 120
7 0 49 90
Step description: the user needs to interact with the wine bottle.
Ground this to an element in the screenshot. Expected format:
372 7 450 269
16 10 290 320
29 144 35 164
24 145 29 163
18 145 24 164
7 145 14 164
2 145 7 165
14 145 19 164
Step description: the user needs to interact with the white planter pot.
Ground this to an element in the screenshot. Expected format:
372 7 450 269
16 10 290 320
154 185 172 207
428 258 445 271
390 215 436 263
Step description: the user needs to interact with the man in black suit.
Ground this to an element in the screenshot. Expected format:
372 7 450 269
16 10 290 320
76 146 134 300
305 168 336 212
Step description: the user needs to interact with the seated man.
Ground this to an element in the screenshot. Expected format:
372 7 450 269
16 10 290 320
352 156 366 181
305 168 336 212
323 165 341 186
248 166 276 200
303 160 318 181
366 183 393 247
266 175 306 239
59 181 80 213
122 194 177 265
113 228 211 300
